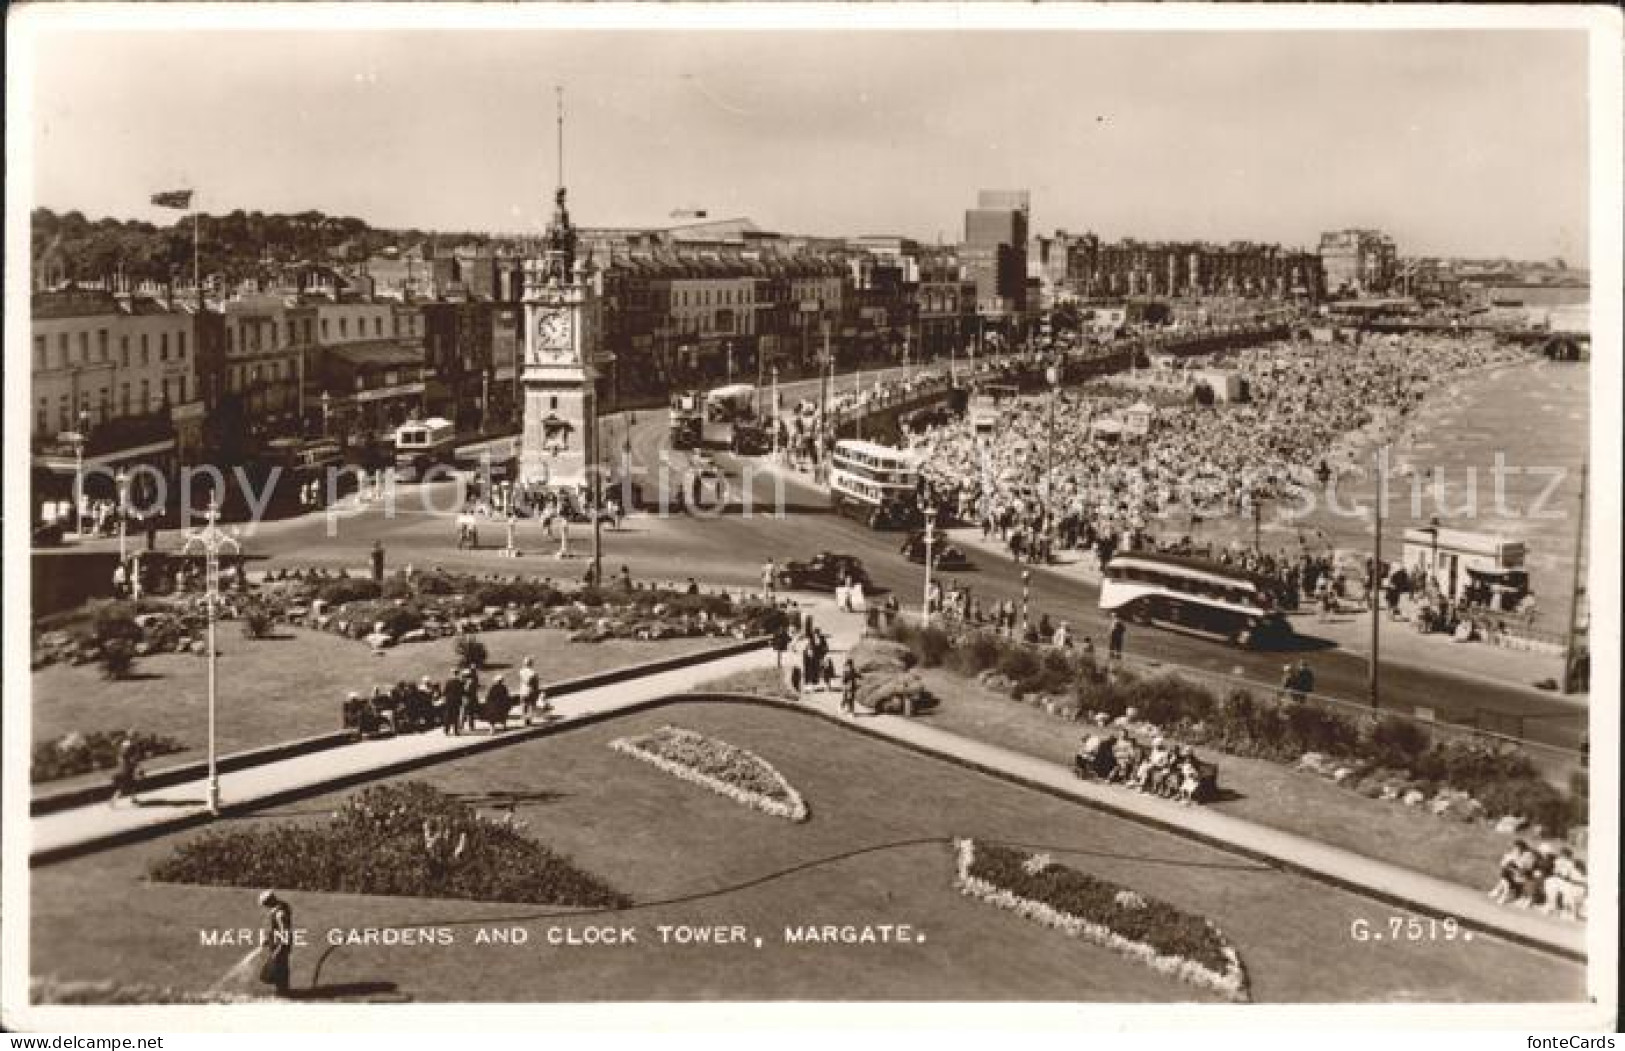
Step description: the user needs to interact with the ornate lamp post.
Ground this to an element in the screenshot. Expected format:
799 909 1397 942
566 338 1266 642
59 411 89 539
181 498 240 815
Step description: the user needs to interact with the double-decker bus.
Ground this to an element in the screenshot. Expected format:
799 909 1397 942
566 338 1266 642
392 417 458 481
259 437 349 510
668 384 766 452
829 438 921 529
1099 551 1292 648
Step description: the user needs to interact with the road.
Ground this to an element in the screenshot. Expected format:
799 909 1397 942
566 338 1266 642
57 365 1587 764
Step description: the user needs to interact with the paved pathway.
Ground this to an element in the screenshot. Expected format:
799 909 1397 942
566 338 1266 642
32 598 1584 961
31 635 784 861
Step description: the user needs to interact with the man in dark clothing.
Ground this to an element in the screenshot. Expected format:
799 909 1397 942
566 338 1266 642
370 541 386 584
1108 617 1126 661
1292 660 1315 700
441 669 464 735
484 675 513 734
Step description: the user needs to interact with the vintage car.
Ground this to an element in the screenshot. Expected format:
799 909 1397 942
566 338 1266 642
778 552 872 593
899 530 972 570
729 422 772 455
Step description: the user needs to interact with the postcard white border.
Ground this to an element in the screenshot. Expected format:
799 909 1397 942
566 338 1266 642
5 1 1620 1036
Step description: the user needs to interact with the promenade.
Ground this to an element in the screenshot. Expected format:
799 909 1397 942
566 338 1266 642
31 594 1585 962
941 525 1575 697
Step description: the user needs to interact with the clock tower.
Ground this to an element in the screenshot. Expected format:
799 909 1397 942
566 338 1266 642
519 184 598 489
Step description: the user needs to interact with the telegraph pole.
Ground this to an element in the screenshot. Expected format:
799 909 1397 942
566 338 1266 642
1369 453 1383 709
819 318 831 478
1562 461 1588 694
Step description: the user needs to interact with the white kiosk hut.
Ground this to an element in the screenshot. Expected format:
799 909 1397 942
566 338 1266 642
1402 526 1527 607
1123 401 1155 437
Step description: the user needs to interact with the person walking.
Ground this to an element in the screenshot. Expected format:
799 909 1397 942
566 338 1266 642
1108 616 1126 662
485 675 513 733
370 540 385 584
762 559 778 600
257 891 294 997
440 667 464 736
770 624 791 669
459 667 480 732
556 515 572 560
518 656 541 725
109 731 142 807
840 657 860 717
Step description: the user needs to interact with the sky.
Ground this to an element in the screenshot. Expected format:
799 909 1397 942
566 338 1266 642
19 18 1594 261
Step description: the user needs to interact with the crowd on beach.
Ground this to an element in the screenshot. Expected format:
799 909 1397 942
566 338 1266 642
906 333 1530 604
911 332 1524 556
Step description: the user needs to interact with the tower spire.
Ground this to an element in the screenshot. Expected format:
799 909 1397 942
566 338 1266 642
543 84 576 283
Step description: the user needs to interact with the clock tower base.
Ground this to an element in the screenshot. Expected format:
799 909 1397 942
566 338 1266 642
518 377 597 490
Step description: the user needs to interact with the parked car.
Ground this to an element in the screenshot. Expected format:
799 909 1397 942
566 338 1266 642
778 552 872 592
899 530 972 570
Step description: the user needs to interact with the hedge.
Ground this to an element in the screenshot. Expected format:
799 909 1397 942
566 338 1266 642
887 623 1583 834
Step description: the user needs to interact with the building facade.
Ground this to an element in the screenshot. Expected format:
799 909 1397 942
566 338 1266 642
1319 229 1398 297
963 190 1031 323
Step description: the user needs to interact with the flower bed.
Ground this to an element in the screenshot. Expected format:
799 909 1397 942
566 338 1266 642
149 782 630 908
953 838 1249 1001
30 977 276 1005
32 729 184 784
610 725 809 822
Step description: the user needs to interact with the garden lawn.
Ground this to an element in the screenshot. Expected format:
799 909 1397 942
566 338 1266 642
33 702 1581 1003
914 668 1515 891
30 626 725 791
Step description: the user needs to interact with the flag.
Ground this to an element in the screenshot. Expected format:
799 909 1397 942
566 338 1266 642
150 189 193 210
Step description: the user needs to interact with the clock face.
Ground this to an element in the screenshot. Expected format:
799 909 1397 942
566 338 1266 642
535 309 573 362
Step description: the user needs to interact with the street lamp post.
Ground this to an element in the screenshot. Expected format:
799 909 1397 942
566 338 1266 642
1021 569 1032 639
1045 363 1060 530
770 367 780 459
116 468 138 599
61 411 90 540
181 498 240 815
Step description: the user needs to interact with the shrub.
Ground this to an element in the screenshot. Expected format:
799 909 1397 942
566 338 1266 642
996 646 1042 694
1120 675 1212 729
413 571 462 596
90 601 142 647
381 576 416 600
1473 778 1577 836
455 633 488 669
1412 738 1537 794
240 603 275 640
953 632 1006 676
1280 702 1361 758
1367 715 1432 769
32 729 184 783
151 781 629 908
316 578 381 606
